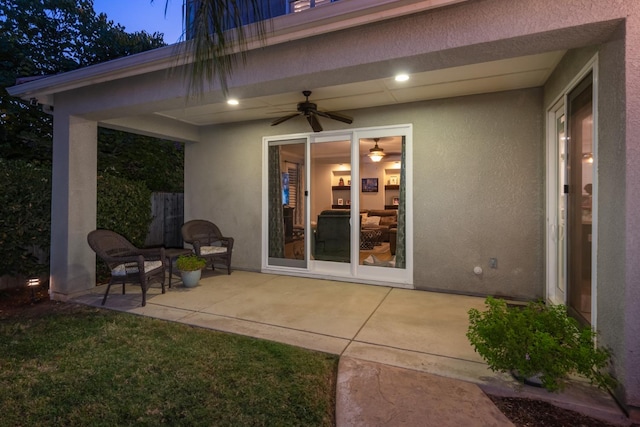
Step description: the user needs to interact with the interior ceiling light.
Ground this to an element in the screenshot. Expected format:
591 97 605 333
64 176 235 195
368 138 386 162
395 73 410 82
227 99 239 106
582 152 594 163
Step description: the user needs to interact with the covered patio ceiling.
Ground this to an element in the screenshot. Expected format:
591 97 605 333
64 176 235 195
153 51 565 127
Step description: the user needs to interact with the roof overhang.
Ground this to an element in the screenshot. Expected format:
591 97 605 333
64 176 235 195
7 0 468 105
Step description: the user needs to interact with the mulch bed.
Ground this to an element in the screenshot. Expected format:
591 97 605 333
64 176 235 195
0 286 634 426
488 395 624 427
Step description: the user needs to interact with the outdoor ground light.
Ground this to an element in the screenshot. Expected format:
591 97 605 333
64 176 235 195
28 277 40 302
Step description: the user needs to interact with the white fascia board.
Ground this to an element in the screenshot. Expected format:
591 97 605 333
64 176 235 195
7 0 468 103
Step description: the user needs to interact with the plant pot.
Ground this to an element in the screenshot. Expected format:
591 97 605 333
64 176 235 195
511 370 544 388
180 269 202 288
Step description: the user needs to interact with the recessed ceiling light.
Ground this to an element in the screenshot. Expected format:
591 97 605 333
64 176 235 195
227 99 239 106
395 74 409 82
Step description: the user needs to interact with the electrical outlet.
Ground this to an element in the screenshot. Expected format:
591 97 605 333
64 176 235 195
489 258 498 269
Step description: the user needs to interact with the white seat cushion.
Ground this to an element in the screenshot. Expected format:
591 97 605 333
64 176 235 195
111 260 163 277
200 246 228 255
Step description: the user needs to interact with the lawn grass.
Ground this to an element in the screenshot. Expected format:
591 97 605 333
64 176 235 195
0 304 338 426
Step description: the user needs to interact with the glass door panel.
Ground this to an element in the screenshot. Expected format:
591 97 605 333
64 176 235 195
567 73 593 325
267 140 307 268
556 111 567 300
358 136 405 269
310 139 352 263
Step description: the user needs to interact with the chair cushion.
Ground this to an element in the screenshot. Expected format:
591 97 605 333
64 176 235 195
111 260 163 277
201 246 228 255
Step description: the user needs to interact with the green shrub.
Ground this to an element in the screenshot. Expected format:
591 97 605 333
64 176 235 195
0 160 51 276
0 163 152 280
467 297 616 392
97 173 152 247
176 254 206 271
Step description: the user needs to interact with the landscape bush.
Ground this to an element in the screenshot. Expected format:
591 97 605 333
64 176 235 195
0 159 51 277
96 173 152 248
0 161 153 280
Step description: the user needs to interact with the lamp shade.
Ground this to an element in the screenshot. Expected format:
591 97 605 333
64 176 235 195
368 140 385 162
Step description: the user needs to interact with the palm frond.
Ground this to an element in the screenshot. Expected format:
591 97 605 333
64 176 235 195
157 0 269 98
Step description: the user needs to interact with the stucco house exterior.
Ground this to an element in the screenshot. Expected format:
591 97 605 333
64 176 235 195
8 0 640 419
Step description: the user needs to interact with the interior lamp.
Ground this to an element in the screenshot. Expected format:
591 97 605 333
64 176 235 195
368 138 386 162
582 153 594 163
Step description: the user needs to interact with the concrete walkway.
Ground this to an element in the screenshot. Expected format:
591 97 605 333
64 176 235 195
73 270 629 426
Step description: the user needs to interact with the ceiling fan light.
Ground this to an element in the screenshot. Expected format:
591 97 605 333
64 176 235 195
368 140 385 162
369 152 384 162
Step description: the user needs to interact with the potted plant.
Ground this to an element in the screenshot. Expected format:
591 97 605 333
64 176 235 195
176 254 207 288
467 297 615 392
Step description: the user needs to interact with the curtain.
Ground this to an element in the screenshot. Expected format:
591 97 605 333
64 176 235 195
295 163 304 225
268 145 284 258
396 136 406 268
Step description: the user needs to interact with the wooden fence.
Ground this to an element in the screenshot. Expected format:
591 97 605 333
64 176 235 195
145 192 184 248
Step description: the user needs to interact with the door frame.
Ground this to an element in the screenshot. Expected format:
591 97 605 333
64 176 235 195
545 54 598 326
261 124 413 288
546 99 567 305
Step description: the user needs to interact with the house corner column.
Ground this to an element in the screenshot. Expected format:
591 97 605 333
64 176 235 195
49 114 97 301
623 11 640 422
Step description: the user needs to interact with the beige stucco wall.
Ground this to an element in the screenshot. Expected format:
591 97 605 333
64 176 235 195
186 87 543 299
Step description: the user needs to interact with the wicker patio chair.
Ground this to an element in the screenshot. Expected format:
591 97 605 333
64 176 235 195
87 229 166 307
181 220 234 275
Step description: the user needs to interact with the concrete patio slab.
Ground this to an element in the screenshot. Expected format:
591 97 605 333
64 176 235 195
336 357 513 427
198 275 391 338
343 341 502 386
354 289 486 362
179 310 351 354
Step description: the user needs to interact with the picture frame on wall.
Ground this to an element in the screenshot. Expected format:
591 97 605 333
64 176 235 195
362 178 378 192
392 197 400 205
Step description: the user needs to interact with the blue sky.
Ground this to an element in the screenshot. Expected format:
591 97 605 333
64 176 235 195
92 0 184 45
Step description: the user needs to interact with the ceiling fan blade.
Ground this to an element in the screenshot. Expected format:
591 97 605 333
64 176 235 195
307 113 323 132
271 113 300 126
316 110 353 124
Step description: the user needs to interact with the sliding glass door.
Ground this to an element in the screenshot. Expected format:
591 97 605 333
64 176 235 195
566 73 594 325
264 125 412 287
546 68 596 326
266 139 308 268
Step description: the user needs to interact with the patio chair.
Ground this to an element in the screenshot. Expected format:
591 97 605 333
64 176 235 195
87 229 166 307
181 220 234 274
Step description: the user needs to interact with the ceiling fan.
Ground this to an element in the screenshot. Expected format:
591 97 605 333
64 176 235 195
270 90 353 132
